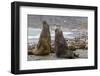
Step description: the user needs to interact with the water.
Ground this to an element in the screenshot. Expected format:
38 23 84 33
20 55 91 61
28 28 81 45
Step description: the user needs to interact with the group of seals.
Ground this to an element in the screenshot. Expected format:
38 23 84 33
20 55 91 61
32 21 78 58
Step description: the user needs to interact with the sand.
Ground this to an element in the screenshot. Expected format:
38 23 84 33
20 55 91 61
28 49 88 61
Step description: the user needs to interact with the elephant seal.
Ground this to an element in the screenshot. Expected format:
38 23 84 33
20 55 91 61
55 27 78 58
32 21 51 56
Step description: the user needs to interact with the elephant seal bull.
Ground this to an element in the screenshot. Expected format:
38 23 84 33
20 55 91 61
55 27 78 58
32 21 51 56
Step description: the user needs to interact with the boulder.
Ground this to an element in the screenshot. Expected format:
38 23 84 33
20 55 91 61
32 21 51 56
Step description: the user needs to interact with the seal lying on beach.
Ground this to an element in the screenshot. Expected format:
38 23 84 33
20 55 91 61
32 21 51 56
55 27 78 58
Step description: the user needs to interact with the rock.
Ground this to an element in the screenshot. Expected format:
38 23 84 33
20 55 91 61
28 50 33 55
68 45 76 51
75 40 86 49
51 46 55 53
28 43 36 55
85 43 88 49
32 21 51 56
54 27 78 58
51 42 55 53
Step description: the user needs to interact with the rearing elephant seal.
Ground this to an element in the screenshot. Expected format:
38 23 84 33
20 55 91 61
32 21 51 56
55 27 78 58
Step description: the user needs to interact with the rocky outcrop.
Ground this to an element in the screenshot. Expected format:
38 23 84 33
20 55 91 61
32 21 51 56
54 27 78 58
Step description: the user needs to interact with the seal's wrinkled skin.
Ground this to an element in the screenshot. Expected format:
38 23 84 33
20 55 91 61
32 21 51 56
55 28 78 58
